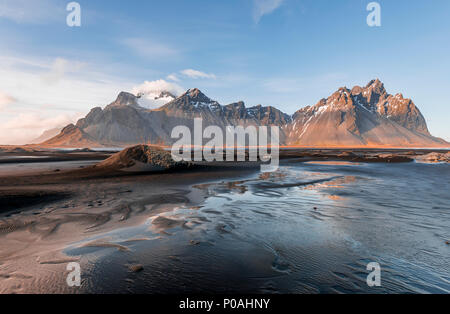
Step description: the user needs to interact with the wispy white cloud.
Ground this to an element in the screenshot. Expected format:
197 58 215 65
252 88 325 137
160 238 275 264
166 69 217 82
0 113 77 145
180 69 216 79
41 58 86 85
252 0 284 23
0 90 16 110
121 38 179 59
132 79 184 97
0 0 63 24
131 79 185 109
3 113 74 130
167 73 180 82
0 54 134 144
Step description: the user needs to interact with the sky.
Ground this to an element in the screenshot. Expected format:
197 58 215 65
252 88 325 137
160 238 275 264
0 0 449 144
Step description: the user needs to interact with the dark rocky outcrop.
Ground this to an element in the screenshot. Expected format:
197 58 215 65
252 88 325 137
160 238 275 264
96 144 190 171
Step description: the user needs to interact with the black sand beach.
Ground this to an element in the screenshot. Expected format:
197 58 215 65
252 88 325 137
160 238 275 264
0 148 449 293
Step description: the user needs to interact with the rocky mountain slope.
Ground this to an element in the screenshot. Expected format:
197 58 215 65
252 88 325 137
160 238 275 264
42 124 100 147
286 79 445 147
31 127 62 144
42 80 448 148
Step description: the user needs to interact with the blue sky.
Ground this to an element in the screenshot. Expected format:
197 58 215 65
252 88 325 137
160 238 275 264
0 0 449 144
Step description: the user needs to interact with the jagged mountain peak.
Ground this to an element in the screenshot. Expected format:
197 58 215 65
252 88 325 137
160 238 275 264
394 93 404 99
362 79 387 104
337 86 350 92
288 79 436 145
42 79 447 148
161 88 222 113
182 88 214 103
225 101 246 109
155 91 176 100
365 78 384 89
313 87 354 111
60 123 78 134
116 91 138 104
42 123 99 147
349 79 387 99
311 79 407 113
107 91 140 109
185 88 202 96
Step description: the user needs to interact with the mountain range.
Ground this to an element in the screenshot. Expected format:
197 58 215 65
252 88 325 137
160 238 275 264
41 79 448 148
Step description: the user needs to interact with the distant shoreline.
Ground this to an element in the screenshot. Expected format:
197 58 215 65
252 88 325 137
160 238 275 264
0 147 447 214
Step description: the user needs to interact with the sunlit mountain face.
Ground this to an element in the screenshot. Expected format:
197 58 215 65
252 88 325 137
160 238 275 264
41 81 447 148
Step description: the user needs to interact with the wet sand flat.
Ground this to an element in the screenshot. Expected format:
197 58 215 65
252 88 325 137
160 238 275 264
0 148 448 293
0 153 261 293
